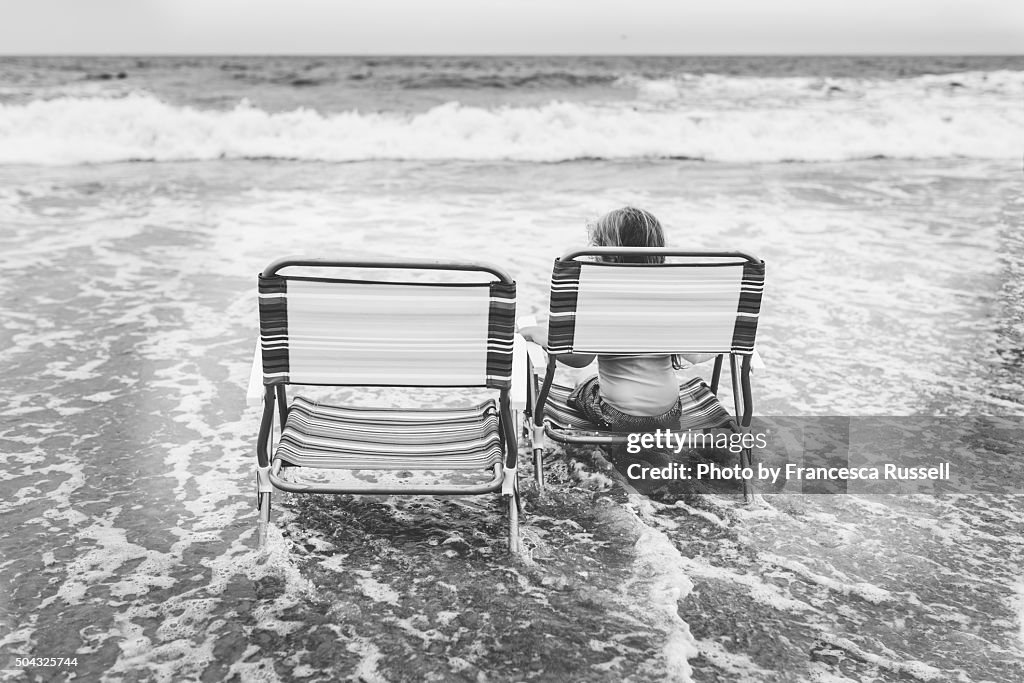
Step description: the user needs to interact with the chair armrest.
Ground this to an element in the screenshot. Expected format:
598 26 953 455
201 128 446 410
751 348 766 372
516 314 549 373
246 342 263 407
511 334 528 411
525 340 548 374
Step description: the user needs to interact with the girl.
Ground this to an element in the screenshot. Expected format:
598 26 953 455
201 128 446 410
521 206 713 432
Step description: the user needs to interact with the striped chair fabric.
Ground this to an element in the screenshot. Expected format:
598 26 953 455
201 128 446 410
259 275 515 389
276 396 504 470
543 378 736 432
548 259 764 356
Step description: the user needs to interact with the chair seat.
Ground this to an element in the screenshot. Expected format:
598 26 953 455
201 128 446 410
275 396 504 470
543 377 736 432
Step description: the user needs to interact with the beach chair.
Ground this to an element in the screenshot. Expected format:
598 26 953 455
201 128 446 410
524 247 765 499
247 257 523 551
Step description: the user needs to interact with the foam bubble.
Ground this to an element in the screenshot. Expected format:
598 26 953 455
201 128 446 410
353 570 401 606
761 552 896 605
1013 580 1024 648
347 637 386 683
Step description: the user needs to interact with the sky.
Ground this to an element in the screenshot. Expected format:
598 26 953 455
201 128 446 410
1 0 1022 54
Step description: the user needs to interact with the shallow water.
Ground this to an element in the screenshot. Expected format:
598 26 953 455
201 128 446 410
1 158 1022 682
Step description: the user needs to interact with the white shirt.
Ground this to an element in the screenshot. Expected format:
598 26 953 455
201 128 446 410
598 355 678 416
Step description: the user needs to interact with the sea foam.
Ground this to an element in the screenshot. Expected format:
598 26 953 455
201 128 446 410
0 85 1019 165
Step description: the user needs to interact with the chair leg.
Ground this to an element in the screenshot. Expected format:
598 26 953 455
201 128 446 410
741 447 754 503
533 448 544 491
257 491 271 547
531 423 546 491
506 492 520 553
256 467 272 547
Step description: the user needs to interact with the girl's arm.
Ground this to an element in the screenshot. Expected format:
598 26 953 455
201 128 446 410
553 351 598 368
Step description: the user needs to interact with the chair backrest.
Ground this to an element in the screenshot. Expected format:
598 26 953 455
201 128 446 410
547 248 764 356
259 259 515 389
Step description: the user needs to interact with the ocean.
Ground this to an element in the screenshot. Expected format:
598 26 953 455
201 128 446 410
1 55 1023 682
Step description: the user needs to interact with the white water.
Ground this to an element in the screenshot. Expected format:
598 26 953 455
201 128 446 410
1 68 1021 165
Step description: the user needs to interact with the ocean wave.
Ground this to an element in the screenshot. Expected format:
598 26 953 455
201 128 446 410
0 92 1020 165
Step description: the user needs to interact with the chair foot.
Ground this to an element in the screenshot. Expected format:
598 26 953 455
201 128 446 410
533 448 544 492
257 491 271 548
506 493 520 553
257 520 269 548
741 447 756 503
742 481 755 504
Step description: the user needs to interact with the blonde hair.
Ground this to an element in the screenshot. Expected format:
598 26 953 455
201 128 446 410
587 207 666 263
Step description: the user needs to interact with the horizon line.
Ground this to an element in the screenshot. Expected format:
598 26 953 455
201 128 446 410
2 51 1022 58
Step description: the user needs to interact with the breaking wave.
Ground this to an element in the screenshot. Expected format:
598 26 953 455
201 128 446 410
1 87 1020 165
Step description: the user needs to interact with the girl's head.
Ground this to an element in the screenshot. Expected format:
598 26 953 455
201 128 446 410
586 207 666 263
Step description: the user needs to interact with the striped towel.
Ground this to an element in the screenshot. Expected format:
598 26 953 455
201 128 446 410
543 377 735 432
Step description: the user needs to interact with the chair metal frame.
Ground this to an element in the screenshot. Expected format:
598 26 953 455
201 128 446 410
525 247 764 500
251 257 522 551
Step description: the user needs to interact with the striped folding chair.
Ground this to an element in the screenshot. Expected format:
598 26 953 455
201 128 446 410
525 247 766 499
247 257 523 551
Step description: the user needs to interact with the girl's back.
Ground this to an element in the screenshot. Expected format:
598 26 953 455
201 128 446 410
597 355 678 416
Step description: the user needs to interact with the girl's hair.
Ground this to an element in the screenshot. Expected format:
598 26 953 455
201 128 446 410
587 207 666 264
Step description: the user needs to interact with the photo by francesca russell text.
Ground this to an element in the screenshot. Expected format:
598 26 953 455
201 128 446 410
623 428 952 486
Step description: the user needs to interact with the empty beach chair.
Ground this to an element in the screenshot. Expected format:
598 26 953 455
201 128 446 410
248 257 523 550
524 247 765 499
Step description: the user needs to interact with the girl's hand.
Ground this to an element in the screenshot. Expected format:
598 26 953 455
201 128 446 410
519 324 546 346
516 314 549 348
